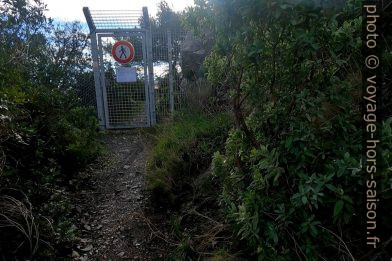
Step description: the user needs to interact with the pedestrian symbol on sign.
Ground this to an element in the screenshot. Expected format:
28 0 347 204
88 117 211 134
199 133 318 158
119 46 127 59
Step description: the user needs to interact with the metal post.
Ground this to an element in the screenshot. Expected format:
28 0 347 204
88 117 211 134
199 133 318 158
167 31 174 115
97 36 111 129
83 7 106 130
143 7 156 126
141 31 151 127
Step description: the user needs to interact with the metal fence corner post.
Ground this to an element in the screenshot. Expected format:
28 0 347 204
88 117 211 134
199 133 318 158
143 7 156 126
83 7 106 130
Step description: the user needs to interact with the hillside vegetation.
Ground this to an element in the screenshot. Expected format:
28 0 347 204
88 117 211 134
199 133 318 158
147 0 392 260
0 0 101 259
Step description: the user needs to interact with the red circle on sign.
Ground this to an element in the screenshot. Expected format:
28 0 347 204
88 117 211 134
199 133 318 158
111 40 135 64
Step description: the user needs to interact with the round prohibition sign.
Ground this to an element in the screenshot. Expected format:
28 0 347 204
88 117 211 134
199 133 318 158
111 40 135 64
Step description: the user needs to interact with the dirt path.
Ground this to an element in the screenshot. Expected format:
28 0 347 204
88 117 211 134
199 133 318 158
70 131 168 261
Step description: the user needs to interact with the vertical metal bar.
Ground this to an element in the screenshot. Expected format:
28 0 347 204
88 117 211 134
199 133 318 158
142 31 151 127
143 7 156 126
97 35 111 129
167 30 174 115
90 33 106 129
83 7 106 130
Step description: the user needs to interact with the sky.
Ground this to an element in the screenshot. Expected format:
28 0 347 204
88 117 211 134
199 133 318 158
43 0 194 22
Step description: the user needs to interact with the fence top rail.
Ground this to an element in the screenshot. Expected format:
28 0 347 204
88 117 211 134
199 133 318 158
83 7 144 32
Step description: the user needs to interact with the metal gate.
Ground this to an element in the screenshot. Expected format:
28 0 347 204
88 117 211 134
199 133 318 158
83 7 156 129
98 32 150 128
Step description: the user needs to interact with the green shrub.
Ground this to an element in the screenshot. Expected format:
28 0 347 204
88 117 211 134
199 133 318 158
0 83 102 258
186 0 391 259
147 111 230 205
1 85 101 182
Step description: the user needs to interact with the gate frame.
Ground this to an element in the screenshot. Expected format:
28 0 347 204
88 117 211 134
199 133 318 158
97 31 150 129
83 7 156 130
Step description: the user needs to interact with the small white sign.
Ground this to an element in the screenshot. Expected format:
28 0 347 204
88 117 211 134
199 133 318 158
116 67 137 83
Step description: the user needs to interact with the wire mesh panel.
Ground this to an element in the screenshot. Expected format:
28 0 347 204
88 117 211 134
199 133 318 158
89 10 143 30
170 31 187 111
152 30 187 122
151 30 169 121
98 32 150 128
75 71 97 109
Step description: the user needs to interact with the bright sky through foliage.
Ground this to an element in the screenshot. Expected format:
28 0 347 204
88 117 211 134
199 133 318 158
43 0 193 22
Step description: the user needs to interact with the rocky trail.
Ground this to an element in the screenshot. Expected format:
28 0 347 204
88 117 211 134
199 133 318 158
70 131 169 261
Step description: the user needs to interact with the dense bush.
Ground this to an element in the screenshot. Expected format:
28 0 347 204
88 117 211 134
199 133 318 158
183 0 392 259
147 111 230 205
0 0 101 259
2 86 101 180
